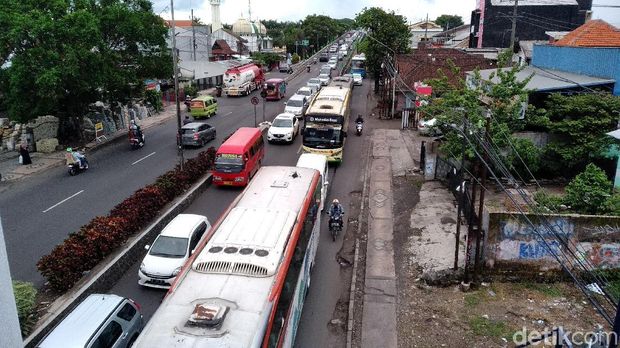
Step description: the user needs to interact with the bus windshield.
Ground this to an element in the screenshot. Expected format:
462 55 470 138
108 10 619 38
215 154 244 173
303 126 342 148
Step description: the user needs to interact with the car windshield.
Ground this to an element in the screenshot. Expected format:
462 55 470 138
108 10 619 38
287 99 303 107
297 90 310 96
353 74 361 79
215 154 244 173
319 74 329 79
309 79 320 85
273 118 293 127
149 236 188 258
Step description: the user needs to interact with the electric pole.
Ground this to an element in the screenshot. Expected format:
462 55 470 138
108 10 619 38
171 0 184 170
191 9 197 61
509 0 519 52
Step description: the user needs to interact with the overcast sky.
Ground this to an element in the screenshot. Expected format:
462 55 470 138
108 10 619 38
154 0 620 27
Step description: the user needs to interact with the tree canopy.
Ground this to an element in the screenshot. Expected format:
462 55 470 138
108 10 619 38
355 7 410 80
0 0 172 123
434 15 464 30
262 16 354 54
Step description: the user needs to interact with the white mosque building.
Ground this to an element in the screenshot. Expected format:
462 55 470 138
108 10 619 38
231 16 273 53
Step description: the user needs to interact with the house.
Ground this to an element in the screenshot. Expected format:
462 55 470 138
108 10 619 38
469 0 592 49
409 20 443 49
211 28 249 57
164 20 212 61
531 20 620 95
211 39 237 61
432 24 471 48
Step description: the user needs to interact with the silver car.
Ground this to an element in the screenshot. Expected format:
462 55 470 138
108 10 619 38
318 73 331 86
307 78 322 94
38 294 143 348
181 122 216 147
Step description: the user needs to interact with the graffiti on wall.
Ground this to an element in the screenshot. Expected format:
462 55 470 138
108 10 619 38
500 218 573 241
498 239 561 263
579 243 620 269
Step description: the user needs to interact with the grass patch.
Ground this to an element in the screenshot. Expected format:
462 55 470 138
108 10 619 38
521 282 564 298
464 292 483 307
468 316 512 339
13 281 37 337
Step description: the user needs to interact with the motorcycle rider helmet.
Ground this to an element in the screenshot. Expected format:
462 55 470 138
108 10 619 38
66 147 73 152
333 199 339 204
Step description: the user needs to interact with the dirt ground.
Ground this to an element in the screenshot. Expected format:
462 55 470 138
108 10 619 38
391 175 606 348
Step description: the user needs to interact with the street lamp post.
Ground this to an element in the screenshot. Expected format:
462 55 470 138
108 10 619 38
170 0 184 170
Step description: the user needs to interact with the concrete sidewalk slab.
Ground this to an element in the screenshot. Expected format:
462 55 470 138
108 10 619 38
368 180 392 219
366 218 395 278
361 300 398 348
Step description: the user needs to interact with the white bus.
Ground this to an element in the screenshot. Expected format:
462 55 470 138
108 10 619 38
134 166 322 348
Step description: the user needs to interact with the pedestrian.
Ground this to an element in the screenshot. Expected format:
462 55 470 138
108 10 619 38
183 115 192 125
19 142 32 165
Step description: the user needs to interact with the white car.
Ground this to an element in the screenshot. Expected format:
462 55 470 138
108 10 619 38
268 113 300 144
318 73 331 86
296 86 315 101
284 94 308 119
138 214 211 289
307 78 322 93
353 73 363 86
328 59 338 70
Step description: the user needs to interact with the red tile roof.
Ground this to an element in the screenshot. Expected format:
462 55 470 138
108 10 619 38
163 20 196 28
212 39 237 55
553 20 620 47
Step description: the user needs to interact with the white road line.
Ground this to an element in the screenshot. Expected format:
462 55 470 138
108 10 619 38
43 190 84 213
223 111 233 116
132 152 157 166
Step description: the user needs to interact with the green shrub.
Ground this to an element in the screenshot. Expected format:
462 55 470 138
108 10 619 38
565 163 612 214
601 194 620 216
184 84 198 98
13 281 37 337
292 53 300 64
508 137 541 178
144 89 163 111
533 190 565 212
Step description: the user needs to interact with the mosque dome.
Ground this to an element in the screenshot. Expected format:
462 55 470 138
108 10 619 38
232 17 267 35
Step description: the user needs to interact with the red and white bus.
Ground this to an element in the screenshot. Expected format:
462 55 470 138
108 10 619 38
213 127 265 187
134 166 322 348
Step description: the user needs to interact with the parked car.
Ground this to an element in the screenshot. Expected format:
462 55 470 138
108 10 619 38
37 294 143 348
353 73 363 86
307 78 322 93
318 73 331 86
418 118 442 136
181 122 216 147
138 214 211 289
284 94 309 119
268 113 300 144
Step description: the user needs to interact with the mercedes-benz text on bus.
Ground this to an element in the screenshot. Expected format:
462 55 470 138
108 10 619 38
213 127 264 187
133 166 323 348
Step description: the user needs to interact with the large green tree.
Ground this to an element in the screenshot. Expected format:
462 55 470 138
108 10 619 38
0 0 171 124
355 7 410 84
434 14 464 30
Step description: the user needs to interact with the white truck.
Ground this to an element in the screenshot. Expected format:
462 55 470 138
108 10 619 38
223 63 265 97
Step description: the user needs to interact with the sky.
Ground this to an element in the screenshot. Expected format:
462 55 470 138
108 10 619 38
154 0 620 27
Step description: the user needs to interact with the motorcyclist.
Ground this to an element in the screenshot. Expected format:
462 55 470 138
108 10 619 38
328 198 344 224
355 114 364 124
129 119 144 142
66 147 87 169
307 65 311 72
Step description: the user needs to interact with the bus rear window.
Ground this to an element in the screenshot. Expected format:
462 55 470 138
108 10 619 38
191 100 205 108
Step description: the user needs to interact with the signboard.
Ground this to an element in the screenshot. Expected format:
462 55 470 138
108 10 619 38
305 115 344 124
302 40 309 46
95 122 107 142
251 96 259 105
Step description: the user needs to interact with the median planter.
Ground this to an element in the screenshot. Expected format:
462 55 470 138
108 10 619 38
37 148 216 292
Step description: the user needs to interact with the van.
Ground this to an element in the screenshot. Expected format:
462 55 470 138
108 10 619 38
296 153 329 211
213 127 265 187
37 294 143 348
190 95 218 119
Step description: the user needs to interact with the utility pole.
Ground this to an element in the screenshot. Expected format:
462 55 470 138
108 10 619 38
424 13 429 41
171 0 184 170
509 0 519 52
390 58 397 118
454 111 467 271
474 113 491 283
191 9 197 61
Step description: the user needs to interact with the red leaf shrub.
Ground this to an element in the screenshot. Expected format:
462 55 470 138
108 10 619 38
37 148 216 292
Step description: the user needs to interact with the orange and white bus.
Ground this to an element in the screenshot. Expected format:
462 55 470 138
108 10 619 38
213 127 264 187
134 166 322 348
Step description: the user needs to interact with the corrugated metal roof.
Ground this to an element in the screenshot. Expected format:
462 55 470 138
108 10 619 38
473 66 616 91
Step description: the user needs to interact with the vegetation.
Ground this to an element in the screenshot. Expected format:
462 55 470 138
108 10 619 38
38 148 216 292
0 0 172 124
262 17 354 54
468 316 511 338
184 84 198 99
434 14 464 30
251 52 281 68
355 7 410 82
144 90 163 112
13 281 37 337
565 163 612 215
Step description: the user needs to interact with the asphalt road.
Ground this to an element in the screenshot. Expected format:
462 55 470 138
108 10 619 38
107 63 369 346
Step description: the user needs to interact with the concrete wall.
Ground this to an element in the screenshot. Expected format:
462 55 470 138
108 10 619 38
486 212 620 271
532 45 620 95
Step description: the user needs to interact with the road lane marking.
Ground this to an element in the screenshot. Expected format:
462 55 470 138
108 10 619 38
223 111 233 116
132 152 157 166
43 190 84 213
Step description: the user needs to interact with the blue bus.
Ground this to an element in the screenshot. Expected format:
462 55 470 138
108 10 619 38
350 54 366 78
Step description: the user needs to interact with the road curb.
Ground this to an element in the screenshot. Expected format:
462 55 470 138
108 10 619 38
346 133 371 348
23 173 213 347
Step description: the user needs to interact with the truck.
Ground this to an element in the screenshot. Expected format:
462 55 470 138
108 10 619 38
223 63 264 97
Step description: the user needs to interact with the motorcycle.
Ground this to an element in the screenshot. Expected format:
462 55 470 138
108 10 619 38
307 65 311 73
66 152 89 176
355 122 363 136
328 213 344 241
129 129 145 149
313 58 317 64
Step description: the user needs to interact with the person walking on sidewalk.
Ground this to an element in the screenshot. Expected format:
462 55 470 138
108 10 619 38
19 142 32 165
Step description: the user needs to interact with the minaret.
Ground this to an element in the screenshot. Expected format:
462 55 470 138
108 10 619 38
248 0 252 21
210 0 222 32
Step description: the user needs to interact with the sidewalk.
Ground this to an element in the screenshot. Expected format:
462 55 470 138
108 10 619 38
0 102 182 186
360 128 465 348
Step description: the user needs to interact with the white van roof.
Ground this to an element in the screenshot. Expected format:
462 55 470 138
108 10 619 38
160 214 207 238
296 153 327 176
